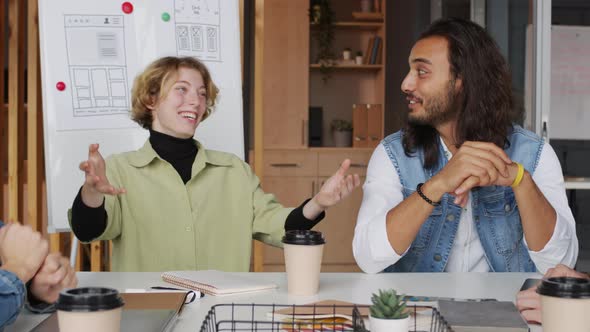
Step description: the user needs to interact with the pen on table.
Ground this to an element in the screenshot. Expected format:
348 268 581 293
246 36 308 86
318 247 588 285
403 295 496 302
150 286 205 298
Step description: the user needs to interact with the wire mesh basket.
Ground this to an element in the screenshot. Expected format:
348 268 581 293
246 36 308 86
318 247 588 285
199 303 452 332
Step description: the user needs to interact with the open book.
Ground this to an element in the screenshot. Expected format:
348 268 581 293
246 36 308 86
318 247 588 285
269 300 370 320
161 270 278 296
267 300 368 332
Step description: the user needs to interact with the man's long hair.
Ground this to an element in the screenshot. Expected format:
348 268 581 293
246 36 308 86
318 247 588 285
402 18 517 169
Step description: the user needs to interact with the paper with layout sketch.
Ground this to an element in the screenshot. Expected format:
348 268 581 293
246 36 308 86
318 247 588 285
267 300 436 332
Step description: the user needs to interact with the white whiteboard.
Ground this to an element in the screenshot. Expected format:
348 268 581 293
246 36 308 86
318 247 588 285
39 0 244 232
550 25 590 140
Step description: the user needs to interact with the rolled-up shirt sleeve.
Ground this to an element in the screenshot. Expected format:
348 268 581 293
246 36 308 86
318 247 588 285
0 269 26 330
353 144 407 274
524 143 579 273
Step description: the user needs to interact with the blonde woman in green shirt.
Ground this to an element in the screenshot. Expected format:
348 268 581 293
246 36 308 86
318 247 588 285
70 56 361 272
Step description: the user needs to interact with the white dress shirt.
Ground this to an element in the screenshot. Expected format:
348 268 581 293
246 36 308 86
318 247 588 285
353 141 578 274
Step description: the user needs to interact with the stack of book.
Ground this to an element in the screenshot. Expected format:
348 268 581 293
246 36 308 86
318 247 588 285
363 35 383 65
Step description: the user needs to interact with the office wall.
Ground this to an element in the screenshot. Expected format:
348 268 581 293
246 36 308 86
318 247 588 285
552 0 590 270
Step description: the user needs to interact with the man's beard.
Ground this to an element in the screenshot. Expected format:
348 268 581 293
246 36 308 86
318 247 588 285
407 79 460 127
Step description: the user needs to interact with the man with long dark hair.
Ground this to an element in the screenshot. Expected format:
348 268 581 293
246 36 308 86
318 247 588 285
353 18 577 273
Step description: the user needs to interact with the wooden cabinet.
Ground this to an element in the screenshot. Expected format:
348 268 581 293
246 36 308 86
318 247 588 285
261 0 386 149
309 2 386 147
262 0 309 148
261 175 317 270
314 175 364 272
261 149 371 272
263 150 317 177
255 1 386 271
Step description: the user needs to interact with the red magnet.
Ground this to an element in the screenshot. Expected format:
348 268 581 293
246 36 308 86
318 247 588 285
122 2 133 14
56 82 66 91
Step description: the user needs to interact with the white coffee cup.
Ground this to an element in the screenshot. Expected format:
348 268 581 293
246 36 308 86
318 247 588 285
537 276 590 332
282 230 325 296
57 287 125 332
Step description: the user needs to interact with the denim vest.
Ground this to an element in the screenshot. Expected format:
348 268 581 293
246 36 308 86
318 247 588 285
382 125 543 272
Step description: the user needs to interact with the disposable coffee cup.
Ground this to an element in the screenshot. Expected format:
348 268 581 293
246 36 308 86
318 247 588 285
282 230 325 296
536 277 590 332
57 287 125 332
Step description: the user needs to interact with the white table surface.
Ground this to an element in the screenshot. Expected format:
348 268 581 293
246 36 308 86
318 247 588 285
8 272 543 332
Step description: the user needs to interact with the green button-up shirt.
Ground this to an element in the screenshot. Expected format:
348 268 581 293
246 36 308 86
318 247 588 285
71 140 291 272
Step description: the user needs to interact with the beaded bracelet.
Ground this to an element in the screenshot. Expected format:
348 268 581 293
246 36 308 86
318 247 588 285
416 183 441 206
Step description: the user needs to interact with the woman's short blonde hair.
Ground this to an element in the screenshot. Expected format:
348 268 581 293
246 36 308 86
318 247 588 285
131 56 219 129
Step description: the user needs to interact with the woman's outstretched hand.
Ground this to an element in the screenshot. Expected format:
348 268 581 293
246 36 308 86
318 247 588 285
303 159 361 220
79 143 125 207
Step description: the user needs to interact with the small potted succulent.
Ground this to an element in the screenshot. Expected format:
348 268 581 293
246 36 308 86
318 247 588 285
355 51 364 65
331 119 352 147
369 289 410 332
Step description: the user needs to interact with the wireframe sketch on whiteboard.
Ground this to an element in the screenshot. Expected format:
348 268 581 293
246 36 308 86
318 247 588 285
175 0 221 61
61 14 133 130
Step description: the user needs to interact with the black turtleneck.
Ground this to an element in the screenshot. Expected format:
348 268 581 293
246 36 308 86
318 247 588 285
71 130 323 242
148 129 197 183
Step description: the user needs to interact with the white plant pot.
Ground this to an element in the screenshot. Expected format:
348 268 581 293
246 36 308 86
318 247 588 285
369 315 410 332
333 130 352 147
343 50 352 60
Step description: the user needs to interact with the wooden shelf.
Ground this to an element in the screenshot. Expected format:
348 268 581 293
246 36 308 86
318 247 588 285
351 11 384 21
310 64 382 70
311 21 383 30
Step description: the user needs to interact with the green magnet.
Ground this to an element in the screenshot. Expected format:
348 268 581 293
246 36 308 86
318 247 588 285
162 12 170 22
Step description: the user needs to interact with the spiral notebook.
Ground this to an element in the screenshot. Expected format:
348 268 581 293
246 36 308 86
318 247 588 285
161 270 278 296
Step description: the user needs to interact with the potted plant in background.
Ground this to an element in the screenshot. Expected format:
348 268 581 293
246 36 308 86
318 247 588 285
343 47 352 61
311 3 321 24
369 289 410 332
355 51 364 65
360 0 373 13
331 119 352 147
310 0 335 83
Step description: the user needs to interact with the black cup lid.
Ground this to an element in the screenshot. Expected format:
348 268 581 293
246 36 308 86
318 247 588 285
57 287 125 312
282 230 325 245
536 277 590 299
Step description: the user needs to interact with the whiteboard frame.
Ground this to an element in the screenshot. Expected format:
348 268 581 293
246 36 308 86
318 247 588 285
533 0 552 139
